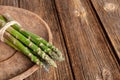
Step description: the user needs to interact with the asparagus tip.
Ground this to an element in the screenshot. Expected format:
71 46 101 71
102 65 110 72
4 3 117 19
57 53 65 61
50 52 65 62
58 57 65 62
51 61 57 68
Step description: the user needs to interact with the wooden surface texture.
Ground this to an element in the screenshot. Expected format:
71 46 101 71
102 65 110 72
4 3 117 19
0 0 120 80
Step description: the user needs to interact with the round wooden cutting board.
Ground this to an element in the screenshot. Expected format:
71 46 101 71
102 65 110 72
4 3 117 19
0 6 52 80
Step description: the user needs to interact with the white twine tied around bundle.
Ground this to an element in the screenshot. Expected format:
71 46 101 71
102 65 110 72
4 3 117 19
0 21 21 42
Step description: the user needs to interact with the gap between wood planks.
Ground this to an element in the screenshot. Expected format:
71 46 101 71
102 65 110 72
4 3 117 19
51 0 76 80
18 0 20 7
90 0 120 60
88 0 120 65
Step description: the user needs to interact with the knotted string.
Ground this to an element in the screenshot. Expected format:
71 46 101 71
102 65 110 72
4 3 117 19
0 21 21 42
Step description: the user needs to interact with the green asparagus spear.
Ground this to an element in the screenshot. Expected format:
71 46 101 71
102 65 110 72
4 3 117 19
0 16 50 70
4 39 19 51
5 38 50 71
2 14 64 61
7 27 57 67
15 26 64 61
4 32 43 66
0 16 57 67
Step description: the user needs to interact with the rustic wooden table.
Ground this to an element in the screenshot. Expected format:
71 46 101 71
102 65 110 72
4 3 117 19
0 0 120 80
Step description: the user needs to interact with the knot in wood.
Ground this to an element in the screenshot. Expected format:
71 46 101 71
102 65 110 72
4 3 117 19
104 3 118 12
74 8 86 17
102 68 113 80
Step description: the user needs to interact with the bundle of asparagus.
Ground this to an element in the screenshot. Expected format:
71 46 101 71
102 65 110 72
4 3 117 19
0 14 64 70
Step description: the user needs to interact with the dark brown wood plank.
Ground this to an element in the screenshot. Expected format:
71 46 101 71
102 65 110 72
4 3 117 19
0 0 19 6
90 0 120 59
18 0 73 80
55 0 120 80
